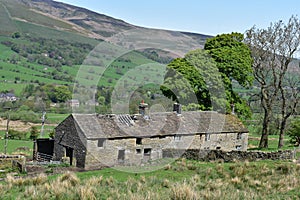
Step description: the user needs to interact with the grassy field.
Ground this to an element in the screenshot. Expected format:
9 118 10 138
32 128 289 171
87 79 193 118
0 3 18 36
0 113 69 156
0 82 26 95
0 137 33 156
45 113 69 124
0 159 299 199
0 33 164 96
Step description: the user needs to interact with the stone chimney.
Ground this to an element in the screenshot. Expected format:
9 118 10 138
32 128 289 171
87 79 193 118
231 103 235 115
139 100 148 116
173 103 182 115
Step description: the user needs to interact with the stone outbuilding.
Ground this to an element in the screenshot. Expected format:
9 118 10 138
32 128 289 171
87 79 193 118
53 111 248 169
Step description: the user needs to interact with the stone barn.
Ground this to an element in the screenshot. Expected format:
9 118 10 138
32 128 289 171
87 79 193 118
53 111 248 169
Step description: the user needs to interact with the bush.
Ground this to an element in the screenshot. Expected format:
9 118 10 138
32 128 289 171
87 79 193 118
29 126 39 140
8 129 26 140
9 111 40 123
287 119 300 146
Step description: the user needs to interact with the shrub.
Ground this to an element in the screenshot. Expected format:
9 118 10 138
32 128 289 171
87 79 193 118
30 126 39 140
287 119 300 146
8 129 26 140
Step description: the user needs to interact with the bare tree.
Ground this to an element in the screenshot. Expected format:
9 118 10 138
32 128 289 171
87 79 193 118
245 16 300 148
278 66 300 148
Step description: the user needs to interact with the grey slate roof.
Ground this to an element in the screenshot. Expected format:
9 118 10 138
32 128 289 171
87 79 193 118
69 111 248 139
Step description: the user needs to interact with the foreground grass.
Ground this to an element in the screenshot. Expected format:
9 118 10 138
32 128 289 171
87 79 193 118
1 159 300 199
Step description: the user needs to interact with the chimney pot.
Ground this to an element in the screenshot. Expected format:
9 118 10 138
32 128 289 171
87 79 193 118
173 103 182 115
139 101 148 116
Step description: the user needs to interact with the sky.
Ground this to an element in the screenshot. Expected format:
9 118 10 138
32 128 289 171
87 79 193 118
57 0 300 36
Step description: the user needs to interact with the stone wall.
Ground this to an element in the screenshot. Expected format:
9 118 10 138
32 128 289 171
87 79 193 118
84 133 248 169
163 149 294 162
54 115 87 168
0 155 26 172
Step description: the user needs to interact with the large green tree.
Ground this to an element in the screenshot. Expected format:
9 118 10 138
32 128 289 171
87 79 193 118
161 54 210 110
204 32 253 87
161 33 253 118
204 32 253 118
53 85 72 103
161 49 227 113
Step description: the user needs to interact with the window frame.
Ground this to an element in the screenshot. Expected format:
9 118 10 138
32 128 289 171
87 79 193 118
97 138 106 148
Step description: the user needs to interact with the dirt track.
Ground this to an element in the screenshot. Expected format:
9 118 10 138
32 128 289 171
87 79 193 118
0 118 57 132
0 118 33 132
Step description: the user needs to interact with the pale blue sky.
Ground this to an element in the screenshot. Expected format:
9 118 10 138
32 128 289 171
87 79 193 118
58 0 300 36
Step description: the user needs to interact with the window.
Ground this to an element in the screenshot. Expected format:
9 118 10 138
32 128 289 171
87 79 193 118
98 138 106 147
205 133 211 141
237 133 242 140
216 147 221 150
118 150 125 162
236 145 242 150
144 148 151 155
136 138 142 145
136 149 141 154
174 135 182 141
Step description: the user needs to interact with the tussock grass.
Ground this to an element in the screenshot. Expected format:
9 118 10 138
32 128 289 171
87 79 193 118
58 171 79 186
1 160 300 199
170 181 198 200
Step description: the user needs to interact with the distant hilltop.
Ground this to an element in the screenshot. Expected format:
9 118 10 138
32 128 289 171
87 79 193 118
0 0 211 45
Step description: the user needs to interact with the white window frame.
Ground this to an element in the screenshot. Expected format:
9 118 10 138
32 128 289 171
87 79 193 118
205 133 211 141
174 135 182 141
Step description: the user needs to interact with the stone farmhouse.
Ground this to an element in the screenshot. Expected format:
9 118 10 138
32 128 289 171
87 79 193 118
0 93 17 102
53 106 248 169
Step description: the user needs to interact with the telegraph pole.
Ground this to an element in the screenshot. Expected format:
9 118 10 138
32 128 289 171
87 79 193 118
4 107 11 155
40 111 46 137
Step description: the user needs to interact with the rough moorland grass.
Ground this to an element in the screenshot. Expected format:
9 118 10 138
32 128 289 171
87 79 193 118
1 159 300 199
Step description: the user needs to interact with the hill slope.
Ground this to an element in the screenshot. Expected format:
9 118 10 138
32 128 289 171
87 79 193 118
0 0 211 42
0 0 211 100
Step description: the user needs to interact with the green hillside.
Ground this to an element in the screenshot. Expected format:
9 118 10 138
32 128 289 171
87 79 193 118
0 0 83 36
0 0 170 96
0 0 212 118
0 3 18 35
15 20 99 45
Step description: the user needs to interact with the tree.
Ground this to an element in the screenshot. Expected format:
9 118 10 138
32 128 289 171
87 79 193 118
161 49 226 112
30 126 39 140
245 16 300 148
287 119 300 147
161 35 253 118
161 56 209 109
12 32 21 39
53 85 71 103
43 85 71 103
205 32 253 88
204 32 253 118
97 96 106 106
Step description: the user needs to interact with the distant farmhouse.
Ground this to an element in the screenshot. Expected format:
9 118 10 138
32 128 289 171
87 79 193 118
0 93 17 102
67 99 80 108
53 104 248 169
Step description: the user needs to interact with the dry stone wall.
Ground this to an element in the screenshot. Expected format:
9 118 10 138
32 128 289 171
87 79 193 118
163 149 294 162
